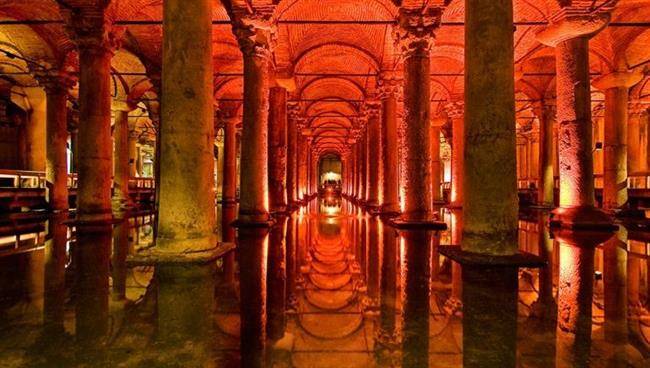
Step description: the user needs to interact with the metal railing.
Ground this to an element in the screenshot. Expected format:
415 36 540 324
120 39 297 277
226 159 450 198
0 170 154 190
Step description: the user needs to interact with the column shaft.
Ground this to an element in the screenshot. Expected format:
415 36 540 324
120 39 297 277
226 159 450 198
401 49 432 220
45 89 69 211
381 94 399 213
268 86 288 213
463 0 517 255
113 110 131 207
287 117 297 204
157 0 215 252
602 87 629 210
367 109 381 207
538 103 555 206
240 50 271 221
431 125 442 203
77 47 113 221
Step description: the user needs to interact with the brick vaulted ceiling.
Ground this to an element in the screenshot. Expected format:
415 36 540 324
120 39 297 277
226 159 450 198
0 0 649 154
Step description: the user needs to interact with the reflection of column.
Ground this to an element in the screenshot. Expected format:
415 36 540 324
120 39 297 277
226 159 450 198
238 227 270 368
594 71 643 211
74 224 111 344
603 227 627 343
112 217 129 301
534 101 555 207
367 216 381 305
43 214 68 336
553 230 609 368
267 216 287 341
399 230 431 368
113 109 133 208
378 74 400 214
268 86 288 213
537 9 611 227
378 218 398 341
531 213 557 320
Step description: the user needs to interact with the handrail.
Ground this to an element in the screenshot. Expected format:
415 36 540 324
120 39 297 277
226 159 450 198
0 170 155 190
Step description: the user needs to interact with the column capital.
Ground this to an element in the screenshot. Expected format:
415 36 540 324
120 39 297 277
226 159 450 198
592 70 644 91
444 101 464 119
377 71 402 100
232 6 277 60
58 2 123 54
536 7 610 47
288 101 302 120
363 100 382 119
34 66 77 95
393 6 445 57
531 99 556 120
629 101 648 117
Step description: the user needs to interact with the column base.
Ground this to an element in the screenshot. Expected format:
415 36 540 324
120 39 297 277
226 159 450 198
550 206 616 231
127 241 235 266
390 219 447 231
446 201 463 209
232 218 276 229
438 246 546 269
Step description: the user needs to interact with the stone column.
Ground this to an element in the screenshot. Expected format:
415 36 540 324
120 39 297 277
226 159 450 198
128 129 138 177
112 108 133 209
593 70 643 211
287 104 299 206
220 114 239 284
36 71 75 212
431 118 444 204
534 101 555 207
233 9 276 367
393 7 446 368
234 10 276 223
155 0 217 346
365 102 382 209
298 132 308 201
378 75 400 214
447 102 464 207
537 9 612 228
268 86 288 213
60 5 119 222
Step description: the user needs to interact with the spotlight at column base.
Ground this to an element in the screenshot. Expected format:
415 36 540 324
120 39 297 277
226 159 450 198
550 206 616 231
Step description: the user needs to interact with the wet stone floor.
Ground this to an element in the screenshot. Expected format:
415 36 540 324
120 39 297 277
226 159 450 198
0 198 649 367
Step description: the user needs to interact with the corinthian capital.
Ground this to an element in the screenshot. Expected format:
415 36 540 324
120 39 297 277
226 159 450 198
33 62 77 94
57 1 122 53
393 7 444 57
232 6 277 60
377 71 402 100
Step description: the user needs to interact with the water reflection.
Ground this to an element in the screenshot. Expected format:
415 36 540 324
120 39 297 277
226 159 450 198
0 200 648 367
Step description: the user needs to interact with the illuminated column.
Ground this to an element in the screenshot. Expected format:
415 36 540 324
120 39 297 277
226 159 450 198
447 101 464 208
393 7 446 368
534 101 555 207
431 118 444 204
603 227 628 343
365 102 382 209
234 11 276 223
59 4 119 222
112 108 134 209
553 230 611 367
268 86 288 213
36 70 75 212
128 129 138 177
154 0 217 346
360 129 368 203
440 1 543 368
287 103 299 206
220 112 239 282
593 70 643 211
355 134 363 200
628 103 648 172
378 74 400 214
537 9 612 228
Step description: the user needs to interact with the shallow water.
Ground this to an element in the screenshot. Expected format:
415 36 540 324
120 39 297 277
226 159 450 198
0 198 648 367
